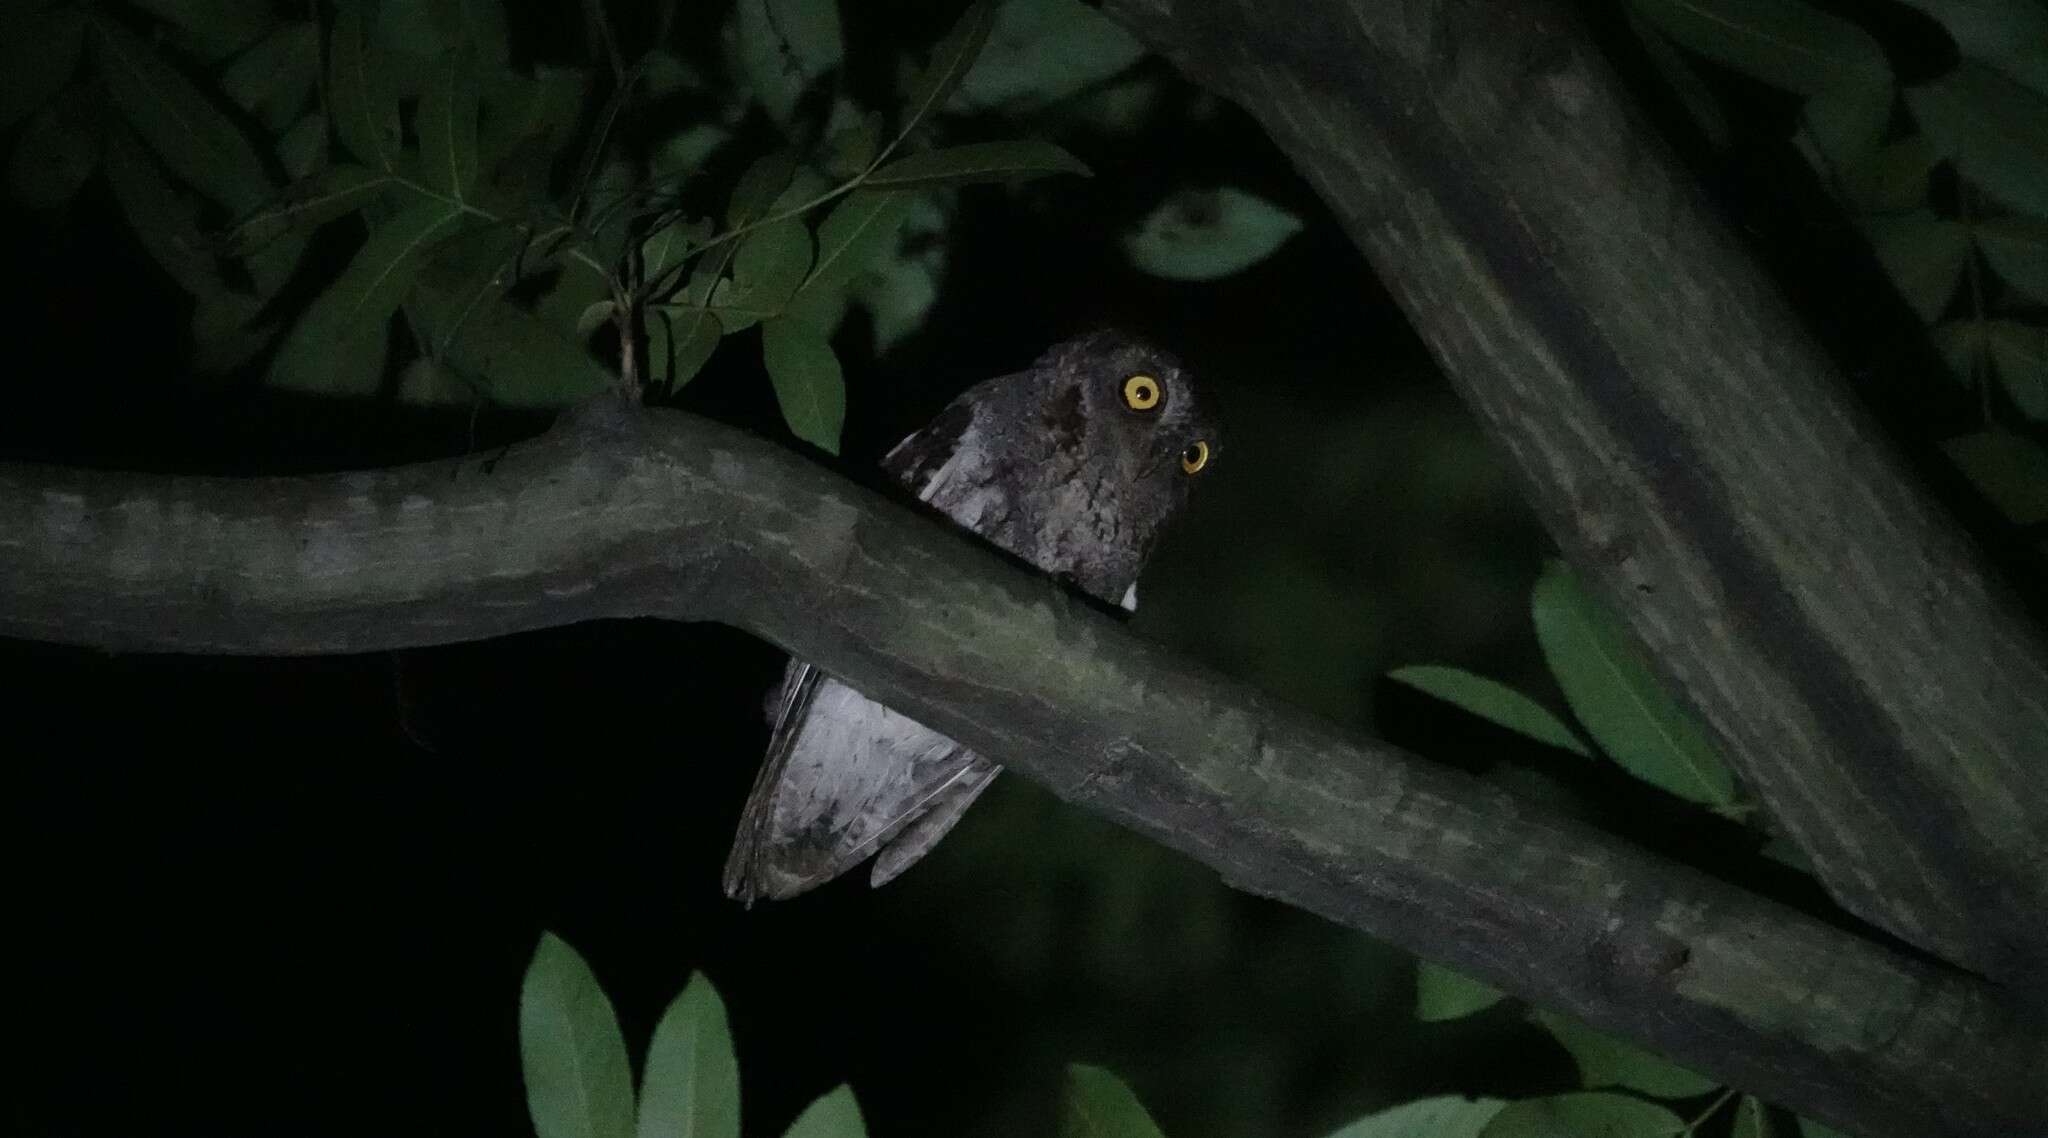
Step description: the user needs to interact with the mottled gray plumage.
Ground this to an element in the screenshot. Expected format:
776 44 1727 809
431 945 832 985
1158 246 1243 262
723 330 1216 903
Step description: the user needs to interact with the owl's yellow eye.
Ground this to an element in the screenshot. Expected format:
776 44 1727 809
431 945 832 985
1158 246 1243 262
1122 374 1161 412
1180 439 1210 474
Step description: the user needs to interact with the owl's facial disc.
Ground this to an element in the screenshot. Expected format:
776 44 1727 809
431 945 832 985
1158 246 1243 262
1102 365 1212 481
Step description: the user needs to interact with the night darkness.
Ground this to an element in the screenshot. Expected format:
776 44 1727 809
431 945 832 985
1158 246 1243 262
3 1 2041 1136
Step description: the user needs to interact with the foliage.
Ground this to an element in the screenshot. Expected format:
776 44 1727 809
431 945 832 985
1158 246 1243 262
519 930 1861 1138
0 0 1310 455
519 932 855 1138
1622 0 2048 546
0 0 1109 453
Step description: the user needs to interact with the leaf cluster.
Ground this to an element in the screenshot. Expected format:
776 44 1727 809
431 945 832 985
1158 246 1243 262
1621 0 2048 543
0 0 1103 453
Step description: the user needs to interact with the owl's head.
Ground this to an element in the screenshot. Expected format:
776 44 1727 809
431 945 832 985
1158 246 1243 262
1033 328 1216 499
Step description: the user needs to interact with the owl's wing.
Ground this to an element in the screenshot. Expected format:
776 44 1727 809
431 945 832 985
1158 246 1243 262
724 397 1003 903
722 661 996 903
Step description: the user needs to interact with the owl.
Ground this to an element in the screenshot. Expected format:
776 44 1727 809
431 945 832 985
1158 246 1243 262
723 329 1217 903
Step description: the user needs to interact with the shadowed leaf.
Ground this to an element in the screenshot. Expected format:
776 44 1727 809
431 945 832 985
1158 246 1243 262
761 316 845 453
96 19 272 213
1388 666 1591 757
1977 217 2048 302
1322 1095 1505 1138
1059 1065 1164 1138
271 200 466 394
1480 1092 1686 1138
418 50 480 199
1629 0 1889 96
0 7 87 132
805 190 917 295
1907 63 2048 216
1414 961 1507 1022
330 3 402 171
1530 1010 1719 1098
866 141 1089 189
224 165 393 255
8 103 99 210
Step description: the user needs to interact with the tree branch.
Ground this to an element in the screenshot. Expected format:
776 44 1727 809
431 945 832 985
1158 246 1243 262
1101 0 2048 990
0 405 2040 1137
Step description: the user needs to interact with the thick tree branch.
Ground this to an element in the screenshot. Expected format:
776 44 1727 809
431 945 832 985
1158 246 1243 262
0 405 2041 1137
1101 0 2048 989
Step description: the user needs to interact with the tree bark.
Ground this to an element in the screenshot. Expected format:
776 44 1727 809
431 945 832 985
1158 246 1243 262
0 404 2041 1137
1100 0 2048 992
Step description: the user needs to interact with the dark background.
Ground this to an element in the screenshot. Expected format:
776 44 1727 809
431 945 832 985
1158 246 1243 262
0 1 2020 1135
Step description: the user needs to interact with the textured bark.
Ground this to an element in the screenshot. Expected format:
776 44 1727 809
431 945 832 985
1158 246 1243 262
1100 0 2048 991
0 404 2042 1137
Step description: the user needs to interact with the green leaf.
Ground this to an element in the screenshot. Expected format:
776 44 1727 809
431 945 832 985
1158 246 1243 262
727 151 799 226
823 111 883 179
1932 318 1987 386
0 7 86 132
949 0 1145 114
709 220 813 331
416 292 613 408
642 217 714 291
1626 0 1889 96
1796 1117 1851 1138
1895 1 2048 76
8 103 100 210
1059 1065 1165 1138
1530 561 1739 810
1977 217 2048 303
271 200 467 394
1529 1010 1719 1098
805 190 918 295
730 0 844 125
850 194 950 352
1907 63 2048 216
95 18 272 213
1479 1092 1687 1138
781 1085 866 1138
190 285 271 373
330 3 403 171
902 1 997 132
761 316 846 453
278 111 328 179
1123 187 1305 282
649 307 723 394
865 140 1090 189
1387 666 1591 757
1985 319 2048 420
1836 133 1940 213
221 20 318 131
103 127 216 295
224 165 393 255
1322 1096 1506 1138
127 0 276 62
419 51 481 200
635 973 740 1138
1413 961 1507 1022
520 934 636 1138
1796 77 1894 175
1731 1095 1771 1138
1861 211 1970 324
479 67 590 193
